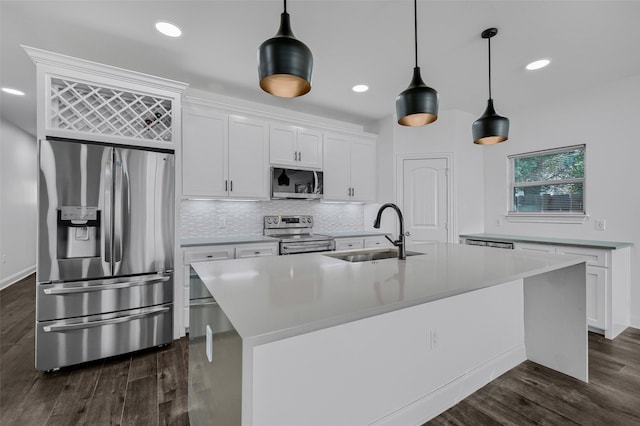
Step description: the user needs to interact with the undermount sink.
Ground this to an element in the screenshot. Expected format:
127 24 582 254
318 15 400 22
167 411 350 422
324 248 422 263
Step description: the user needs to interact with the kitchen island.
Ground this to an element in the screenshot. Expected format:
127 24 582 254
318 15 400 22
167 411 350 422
189 243 587 426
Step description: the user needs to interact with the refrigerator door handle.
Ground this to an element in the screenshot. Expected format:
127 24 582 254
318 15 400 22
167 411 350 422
113 149 125 265
42 306 171 332
104 150 113 264
43 275 171 295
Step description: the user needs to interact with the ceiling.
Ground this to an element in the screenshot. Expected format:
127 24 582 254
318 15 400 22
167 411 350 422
2 1 640 136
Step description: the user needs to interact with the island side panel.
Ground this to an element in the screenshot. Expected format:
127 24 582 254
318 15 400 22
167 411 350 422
610 247 631 339
250 279 526 426
523 262 588 382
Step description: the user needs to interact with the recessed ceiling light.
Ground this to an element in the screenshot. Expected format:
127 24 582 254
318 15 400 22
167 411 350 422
352 84 369 93
155 21 182 38
526 59 550 71
1 87 25 96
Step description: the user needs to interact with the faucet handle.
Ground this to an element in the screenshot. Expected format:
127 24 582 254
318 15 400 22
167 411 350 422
384 234 396 246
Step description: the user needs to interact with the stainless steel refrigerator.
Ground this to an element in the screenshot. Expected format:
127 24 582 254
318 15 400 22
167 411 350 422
36 137 174 371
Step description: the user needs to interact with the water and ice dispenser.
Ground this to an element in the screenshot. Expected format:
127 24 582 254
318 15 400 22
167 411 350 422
57 206 101 259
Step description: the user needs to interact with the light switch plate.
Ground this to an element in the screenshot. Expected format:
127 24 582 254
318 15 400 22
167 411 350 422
595 219 606 230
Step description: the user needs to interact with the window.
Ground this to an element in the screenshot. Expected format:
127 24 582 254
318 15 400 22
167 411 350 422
509 145 585 215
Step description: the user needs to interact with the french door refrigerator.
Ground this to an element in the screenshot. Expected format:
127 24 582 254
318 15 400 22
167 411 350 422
36 137 174 371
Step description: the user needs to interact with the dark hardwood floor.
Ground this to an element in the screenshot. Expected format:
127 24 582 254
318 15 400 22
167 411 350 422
0 274 189 426
2 274 639 425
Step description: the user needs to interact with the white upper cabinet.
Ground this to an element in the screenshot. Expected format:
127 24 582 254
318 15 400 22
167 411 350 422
182 108 228 197
24 46 187 150
181 108 269 200
228 115 270 199
323 133 376 202
270 123 322 169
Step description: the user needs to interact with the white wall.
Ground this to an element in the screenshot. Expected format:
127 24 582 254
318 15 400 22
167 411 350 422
482 74 640 328
0 117 37 289
392 109 486 240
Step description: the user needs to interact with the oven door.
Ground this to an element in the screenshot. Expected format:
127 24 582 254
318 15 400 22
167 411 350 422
280 240 335 255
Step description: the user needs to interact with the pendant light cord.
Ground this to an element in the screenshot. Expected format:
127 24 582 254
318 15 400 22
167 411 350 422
487 35 492 100
413 0 418 67
283 0 287 13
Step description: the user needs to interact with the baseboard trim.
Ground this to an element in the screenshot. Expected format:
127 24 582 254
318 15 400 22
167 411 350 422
0 265 36 290
370 344 527 426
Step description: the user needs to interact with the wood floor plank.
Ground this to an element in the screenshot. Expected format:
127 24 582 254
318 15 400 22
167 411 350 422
46 361 104 425
122 375 158 426
157 342 188 405
129 349 158 381
83 356 131 426
6 369 70 426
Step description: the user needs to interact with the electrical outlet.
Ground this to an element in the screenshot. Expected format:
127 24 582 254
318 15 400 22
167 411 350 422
219 216 226 228
595 219 606 231
429 329 439 350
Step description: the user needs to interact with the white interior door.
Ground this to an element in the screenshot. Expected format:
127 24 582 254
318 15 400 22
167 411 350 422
400 157 450 244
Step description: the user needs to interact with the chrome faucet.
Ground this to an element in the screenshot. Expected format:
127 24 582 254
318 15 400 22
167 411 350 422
373 203 407 260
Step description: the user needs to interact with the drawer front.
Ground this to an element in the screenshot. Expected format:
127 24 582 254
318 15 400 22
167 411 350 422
36 304 173 371
364 236 392 248
37 273 173 321
335 238 364 251
236 244 278 259
556 246 609 267
514 242 556 254
184 247 235 263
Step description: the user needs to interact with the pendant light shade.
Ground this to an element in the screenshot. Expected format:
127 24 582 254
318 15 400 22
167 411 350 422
258 0 313 98
473 28 509 145
396 0 438 126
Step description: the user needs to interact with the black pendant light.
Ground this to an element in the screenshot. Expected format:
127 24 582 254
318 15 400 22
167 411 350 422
396 0 438 127
472 28 509 145
258 0 313 98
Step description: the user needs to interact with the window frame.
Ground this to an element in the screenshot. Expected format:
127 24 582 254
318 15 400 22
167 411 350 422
507 144 586 223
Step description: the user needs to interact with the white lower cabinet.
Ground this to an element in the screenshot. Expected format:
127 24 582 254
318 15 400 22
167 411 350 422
182 242 278 329
334 236 392 251
513 241 625 338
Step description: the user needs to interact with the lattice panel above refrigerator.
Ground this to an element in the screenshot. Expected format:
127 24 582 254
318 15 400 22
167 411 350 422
49 78 173 142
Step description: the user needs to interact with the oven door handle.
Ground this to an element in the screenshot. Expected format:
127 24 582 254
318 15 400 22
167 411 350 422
42 306 171 332
43 276 170 295
282 242 333 250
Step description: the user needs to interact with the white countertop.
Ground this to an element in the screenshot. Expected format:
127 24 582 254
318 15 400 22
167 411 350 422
191 243 585 346
459 233 633 249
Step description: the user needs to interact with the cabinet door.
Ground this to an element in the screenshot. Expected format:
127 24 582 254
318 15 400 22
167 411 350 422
182 109 228 197
323 133 351 201
586 266 607 330
335 238 364 251
297 128 322 169
228 115 269 199
269 124 297 167
349 137 375 202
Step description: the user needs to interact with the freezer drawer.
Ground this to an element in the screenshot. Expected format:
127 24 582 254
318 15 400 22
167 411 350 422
36 304 173 371
37 273 173 321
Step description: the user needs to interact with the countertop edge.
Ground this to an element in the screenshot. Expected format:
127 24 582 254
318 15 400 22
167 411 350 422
459 233 633 249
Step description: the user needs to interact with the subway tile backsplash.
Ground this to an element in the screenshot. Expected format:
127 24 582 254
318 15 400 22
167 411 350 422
180 200 364 238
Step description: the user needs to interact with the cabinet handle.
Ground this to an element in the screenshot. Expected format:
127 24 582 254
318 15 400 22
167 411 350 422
225 180 228 191
298 152 301 161
294 152 298 161
352 187 355 197
230 180 233 192
348 187 351 196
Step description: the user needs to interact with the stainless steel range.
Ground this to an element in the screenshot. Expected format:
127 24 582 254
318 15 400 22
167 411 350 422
264 215 335 255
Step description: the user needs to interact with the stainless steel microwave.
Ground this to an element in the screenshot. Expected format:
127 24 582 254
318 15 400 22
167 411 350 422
271 167 323 200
